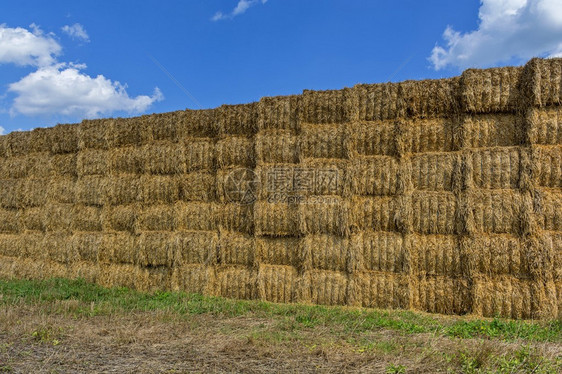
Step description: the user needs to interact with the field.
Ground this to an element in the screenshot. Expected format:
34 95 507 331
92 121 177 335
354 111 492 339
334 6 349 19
0 278 560 373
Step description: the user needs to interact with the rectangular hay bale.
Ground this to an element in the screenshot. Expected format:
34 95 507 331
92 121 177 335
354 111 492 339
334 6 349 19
175 201 216 231
216 136 254 168
299 196 349 236
219 230 255 266
300 123 346 159
350 196 399 232
255 237 300 267
255 130 298 164
258 95 301 132
460 67 522 113
257 264 298 303
173 230 218 266
214 265 256 300
350 156 400 196
171 264 215 294
254 201 298 237
411 191 457 235
353 231 406 273
410 153 456 191
354 271 410 309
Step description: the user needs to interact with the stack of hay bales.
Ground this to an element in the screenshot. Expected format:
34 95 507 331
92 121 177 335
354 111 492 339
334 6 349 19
1 57 561 319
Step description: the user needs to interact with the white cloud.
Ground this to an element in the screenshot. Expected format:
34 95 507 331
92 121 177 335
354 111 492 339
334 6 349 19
430 0 562 70
0 126 5 135
212 0 268 21
61 23 89 42
8 63 163 118
0 23 61 66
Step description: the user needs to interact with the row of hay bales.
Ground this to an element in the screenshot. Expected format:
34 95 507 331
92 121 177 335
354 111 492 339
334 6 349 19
0 58 561 319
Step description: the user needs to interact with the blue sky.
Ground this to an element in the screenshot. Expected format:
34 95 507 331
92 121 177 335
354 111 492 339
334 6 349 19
1 0 561 133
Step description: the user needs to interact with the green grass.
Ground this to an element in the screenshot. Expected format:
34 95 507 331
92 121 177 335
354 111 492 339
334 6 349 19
0 277 560 343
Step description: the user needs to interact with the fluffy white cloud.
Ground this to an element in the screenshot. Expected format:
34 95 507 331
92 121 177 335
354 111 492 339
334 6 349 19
212 0 268 21
8 63 163 118
61 23 89 42
0 23 61 66
0 126 5 135
430 0 562 70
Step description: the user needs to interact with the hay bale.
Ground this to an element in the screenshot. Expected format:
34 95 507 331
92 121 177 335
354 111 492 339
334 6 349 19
47 124 79 154
305 269 348 306
352 83 400 122
44 203 73 232
469 190 522 234
0 234 21 258
217 103 258 136
175 201 216 231
409 234 459 276
353 231 405 273
99 232 136 264
76 175 108 206
27 127 51 153
216 167 255 204
98 263 139 290
350 196 398 232
107 117 142 148
214 265 257 300
460 66 522 113
411 191 456 235
103 204 137 232
346 121 395 157
43 232 76 264
19 207 44 232
144 141 185 175
398 78 460 118
106 175 142 205
302 88 351 124
255 237 300 267
78 119 109 150
219 230 254 266
216 203 254 234
108 146 145 174
0 209 20 234
25 153 54 179
138 112 178 143
137 204 175 231
138 266 172 292
255 129 298 164
303 234 350 273
535 145 562 187
185 138 215 172
461 234 523 277
173 230 218 266
300 123 346 159
17 232 43 259
254 201 298 237
71 233 103 263
4 131 31 157
66 261 100 283
0 155 30 179
257 264 298 303
171 264 215 294
50 154 77 177
72 205 102 232
350 156 400 196
0 179 20 208
464 147 520 189
299 196 349 237
410 153 456 191
299 159 349 196
77 149 108 176
179 172 216 202
413 275 470 315
140 175 179 204
258 95 301 132
406 118 455 153
136 231 174 267
46 178 76 204
521 57 562 107
254 163 295 200
539 232 562 280
17 178 48 208
177 109 218 138
526 107 562 145
472 275 533 319
462 114 524 149
354 271 410 309
216 136 254 168
536 187 562 231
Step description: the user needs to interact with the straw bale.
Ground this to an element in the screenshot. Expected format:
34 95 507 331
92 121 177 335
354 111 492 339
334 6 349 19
539 232 562 280
17 178 48 208
137 266 173 293
19 207 44 232
107 117 142 148
175 201 216 231
76 149 108 177
0 156 29 179
50 153 77 177
47 124 79 154
352 83 400 122
103 204 136 232
98 264 138 290
257 264 298 303
468 189 521 234
467 147 521 189
398 78 460 118
216 203 254 234
171 264 215 294
7 257 68 281
72 205 102 232
254 163 294 200
254 201 298 237
216 136 254 168
173 230 218 266
26 153 54 178
216 167 256 204
108 146 145 174
27 127 51 153
522 57 562 107
17 232 43 259
299 159 350 196
0 136 7 158
71 232 103 263
76 175 107 206
179 172 216 202
184 138 215 171
138 112 178 143
522 235 554 281
557 281 562 320
140 175 179 204
353 231 405 273
45 178 75 205
303 234 350 273
43 232 76 263
472 275 533 319
219 230 255 266
255 129 298 164
255 237 300 267
350 196 398 232
462 114 524 149
0 179 19 208
411 191 456 235
0 255 17 278
531 281 558 319
460 66 522 113
99 232 136 264
353 271 410 309
413 275 470 315
0 209 20 234
350 156 400 196
407 118 455 153
66 261 100 283
144 141 186 175
535 145 562 187
305 269 348 306
78 119 109 150
460 234 523 277
526 107 562 145
346 121 395 157
137 204 175 231
217 103 258 136
176 109 218 138
258 95 301 132
409 234 459 276
300 123 346 159
4 131 31 157
0 234 21 258
214 265 257 299
136 231 174 267
44 203 73 232
302 88 351 124
410 153 456 191
299 196 349 237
